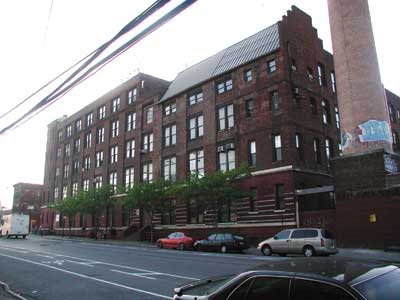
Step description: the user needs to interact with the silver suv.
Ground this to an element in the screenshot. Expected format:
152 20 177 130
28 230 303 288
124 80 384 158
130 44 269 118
257 228 338 257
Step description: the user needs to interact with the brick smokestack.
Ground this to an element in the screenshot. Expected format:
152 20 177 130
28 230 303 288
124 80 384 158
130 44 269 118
327 0 392 155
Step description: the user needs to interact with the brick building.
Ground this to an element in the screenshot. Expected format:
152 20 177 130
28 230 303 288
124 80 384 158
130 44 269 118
41 6 343 241
13 182 44 232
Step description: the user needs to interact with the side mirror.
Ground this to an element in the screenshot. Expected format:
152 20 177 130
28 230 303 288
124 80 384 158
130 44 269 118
273 236 278 240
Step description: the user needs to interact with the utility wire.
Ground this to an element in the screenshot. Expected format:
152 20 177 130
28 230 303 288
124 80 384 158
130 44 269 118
0 0 169 121
0 0 197 135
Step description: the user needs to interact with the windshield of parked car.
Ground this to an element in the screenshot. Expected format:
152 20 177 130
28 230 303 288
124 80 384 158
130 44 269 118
183 275 235 296
353 268 400 300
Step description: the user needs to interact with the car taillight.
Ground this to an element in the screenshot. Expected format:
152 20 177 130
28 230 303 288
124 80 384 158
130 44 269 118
320 238 325 247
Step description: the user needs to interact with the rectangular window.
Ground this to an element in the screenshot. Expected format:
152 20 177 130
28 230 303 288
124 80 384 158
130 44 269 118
94 176 102 189
188 90 203 105
248 140 256 167
330 71 336 93
142 133 153 152
142 162 153 183
307 67 314 81
267 59 277 73
98 105 106 120
164 102 177 116
314 138 321 164
270 90 280 112
325 138 334 161
246 99 254 118
275 184 285 210
125 167 134 189
72 161 79 175
84 132 92 148
62 185 68 199
216 78 233 94
189 149 204 177
217 143 235 171
57 147 62 159
164 124 177 147
63 164 69 178
295 133 304 161
189 115 204 140
272 134 282 161
83 156 91 170
112 97 120 113
54 187 59 199
111 120 119 138
249 188 258 212
83 179 90 191
322 100 331 124
66 125 72 137
56 167 60 177
58 130 63 141
187 199 204 224
75 119 82 132
74 138 80 153
85 113 93 128
96 127 104 144
335 106 340 129
244 69 253 82
64 143 71 157
95 151 103 168
110 145 118 164
72 182 78 196
128 88 137 104
317 63 327 86
163 156 177 182
109 172 117 193
310 97 317 115
126 112 136 132
218 104 234 131
125 139 135 158
145 106 153 124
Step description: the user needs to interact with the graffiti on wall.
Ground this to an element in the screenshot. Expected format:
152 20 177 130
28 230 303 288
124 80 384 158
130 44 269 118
358 120 391 143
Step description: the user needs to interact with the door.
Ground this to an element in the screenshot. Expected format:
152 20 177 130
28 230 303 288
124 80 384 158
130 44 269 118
271 230 292 253
289 229 319 254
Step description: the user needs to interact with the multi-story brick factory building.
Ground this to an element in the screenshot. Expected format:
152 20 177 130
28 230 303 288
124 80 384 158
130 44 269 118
40 6 398 241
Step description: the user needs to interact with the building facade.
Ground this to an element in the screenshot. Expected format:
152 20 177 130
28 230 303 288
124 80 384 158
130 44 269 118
13 182 44 232
42 6 344 240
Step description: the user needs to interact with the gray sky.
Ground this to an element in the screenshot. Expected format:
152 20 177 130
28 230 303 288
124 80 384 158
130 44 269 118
0 0 398 209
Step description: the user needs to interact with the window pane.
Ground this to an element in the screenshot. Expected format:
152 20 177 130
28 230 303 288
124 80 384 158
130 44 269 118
293 279 355 300
247 277 290 300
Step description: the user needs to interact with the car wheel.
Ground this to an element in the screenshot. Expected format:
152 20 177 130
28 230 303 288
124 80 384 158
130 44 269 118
261 244 272 256
303 246 315 257
178 243 184 251
157 241 163 249
195 244 202 251
220 245 227 253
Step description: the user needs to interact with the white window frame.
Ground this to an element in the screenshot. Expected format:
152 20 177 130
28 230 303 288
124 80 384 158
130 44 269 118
143 133 153 152
189 149 204 177
189 115 204 140
111 120 119 138
163 156 177 182
112 97 120 113
126 112 136 131
110 145 118 164
125 167 134 189
126 139 135 158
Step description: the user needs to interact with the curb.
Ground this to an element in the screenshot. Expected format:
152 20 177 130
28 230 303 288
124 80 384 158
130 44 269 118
0 280 28 300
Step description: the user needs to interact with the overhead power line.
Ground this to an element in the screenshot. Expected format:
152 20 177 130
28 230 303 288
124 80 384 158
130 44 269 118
0 0 197 136
0 0 170 121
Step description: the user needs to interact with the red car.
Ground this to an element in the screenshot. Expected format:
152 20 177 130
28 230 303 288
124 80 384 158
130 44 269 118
156 232 194 250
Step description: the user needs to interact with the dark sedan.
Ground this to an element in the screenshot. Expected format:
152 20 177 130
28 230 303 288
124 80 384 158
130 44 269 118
193 233 249 253
173 257 400 300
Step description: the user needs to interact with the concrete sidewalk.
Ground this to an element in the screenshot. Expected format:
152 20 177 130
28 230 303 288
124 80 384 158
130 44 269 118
32 234 400 262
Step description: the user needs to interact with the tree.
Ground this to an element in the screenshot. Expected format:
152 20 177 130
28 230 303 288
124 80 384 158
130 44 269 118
123 180 172 242
52 196 80 237
177 165 251 226
79 185 113 239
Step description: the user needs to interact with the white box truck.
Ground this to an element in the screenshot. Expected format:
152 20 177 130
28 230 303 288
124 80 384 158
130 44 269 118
0 213 29 238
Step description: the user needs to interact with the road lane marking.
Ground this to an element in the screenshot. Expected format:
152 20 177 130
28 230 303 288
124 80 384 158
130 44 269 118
36 254 54 259
0 245 199 280
0 246 28 254
65 260 94 267
0 253 170 300
111 269 158 280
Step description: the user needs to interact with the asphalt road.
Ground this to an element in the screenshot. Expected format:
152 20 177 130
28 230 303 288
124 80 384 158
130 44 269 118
0 236 279 300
